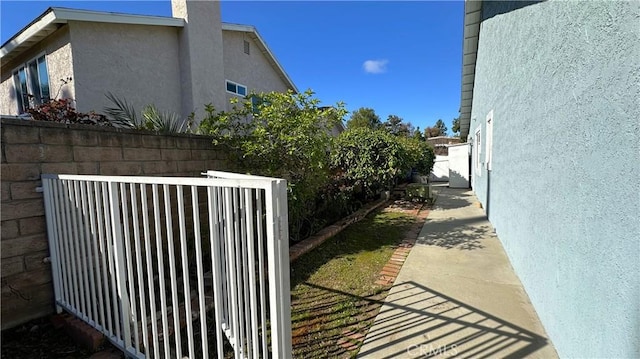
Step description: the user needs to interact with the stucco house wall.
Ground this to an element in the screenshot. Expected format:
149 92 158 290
468 1 639 357
1 2 295 122
68 21 182 116
222 30 291 109
0 27 75 115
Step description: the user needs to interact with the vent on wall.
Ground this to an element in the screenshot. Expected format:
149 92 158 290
244 40 250 55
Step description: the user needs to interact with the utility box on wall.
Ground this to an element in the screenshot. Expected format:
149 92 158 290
448 143 470 188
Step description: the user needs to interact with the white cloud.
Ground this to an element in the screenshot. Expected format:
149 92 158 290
363 59 389 74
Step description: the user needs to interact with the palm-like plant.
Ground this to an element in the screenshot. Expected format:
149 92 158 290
104 92 187 134
141 104 185 134
103 92 140 129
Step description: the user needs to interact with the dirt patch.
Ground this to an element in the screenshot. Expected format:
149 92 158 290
1 316 111 359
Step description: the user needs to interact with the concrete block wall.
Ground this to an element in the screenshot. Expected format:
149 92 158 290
0 117 231 329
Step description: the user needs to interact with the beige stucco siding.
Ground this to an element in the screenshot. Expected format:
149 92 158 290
68 21 182 116
1 26 75 115
222 30 290 109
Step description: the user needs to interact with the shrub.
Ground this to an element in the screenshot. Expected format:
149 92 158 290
398 136 435 176
331 129 435 198
331 128 407 197
103 92 191 134
26 98 113 126
198 89 347 241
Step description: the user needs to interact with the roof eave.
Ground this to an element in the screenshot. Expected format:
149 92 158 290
222 22 298 93
459 0 482 138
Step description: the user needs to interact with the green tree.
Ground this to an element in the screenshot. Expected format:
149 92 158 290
424 119 448 138
198 89 347 241
383 114 415 137
346 107 381 130
331 128 406 196
412 126 424 141
398 136 435 176
332 128 435 196
452 117 460 135
424 126 440 138
435 119 447 136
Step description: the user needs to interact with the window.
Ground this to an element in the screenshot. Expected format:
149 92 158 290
225 80 247 96
244 40 250 55
12 54 50 113
474 127 482 175
485 110 493 171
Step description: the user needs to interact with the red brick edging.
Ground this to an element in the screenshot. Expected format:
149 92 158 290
374 205 430 287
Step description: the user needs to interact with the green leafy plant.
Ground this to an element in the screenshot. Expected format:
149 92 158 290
331 128 408 197
141 104 185 134
198 89 348 241
103 92 189 134
103 92 140 128
398 136 435 176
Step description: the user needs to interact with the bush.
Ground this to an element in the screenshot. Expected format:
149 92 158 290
331 128 407 197
26 98 113 126
331 128 435 198
398 136 435 176
103 92 190 134
198 89 347 241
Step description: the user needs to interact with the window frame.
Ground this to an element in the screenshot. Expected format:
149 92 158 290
225 80 247 97
474 127 482 176
485 110 494 171
12 52 51 113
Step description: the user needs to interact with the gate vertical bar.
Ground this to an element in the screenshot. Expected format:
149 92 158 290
129 183 149 356
164 184 183 359
120 183 140 354
244 188 259 356
177 185 195 359
42 178 63 313
141 184 161 359
80 182 98 325
191 186 209 358
108 182 132 350
224 187 240 356
208 186 225 359
256 189 268 356
265 179 292 358
152 184 171 358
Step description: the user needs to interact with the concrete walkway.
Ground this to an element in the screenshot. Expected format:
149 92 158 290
358 185 557 359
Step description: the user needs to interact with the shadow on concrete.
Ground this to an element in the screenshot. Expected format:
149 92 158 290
430 189 474 210
417 220 490 250
358 281 550 358
419 187 490 250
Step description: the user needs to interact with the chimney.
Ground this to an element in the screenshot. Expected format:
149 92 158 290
172 0 226 120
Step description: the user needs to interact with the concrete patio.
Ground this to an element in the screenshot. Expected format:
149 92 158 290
358 185 558 358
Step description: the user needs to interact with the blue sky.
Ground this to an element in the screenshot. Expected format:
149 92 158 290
1 1 464 133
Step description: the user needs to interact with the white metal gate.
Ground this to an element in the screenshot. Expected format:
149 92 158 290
41 171 292 358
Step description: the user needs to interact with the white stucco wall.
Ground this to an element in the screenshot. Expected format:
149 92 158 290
448 143 470 188
222 30 291 110
68 21 182 116
430 155 449 182
1 26 75 115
